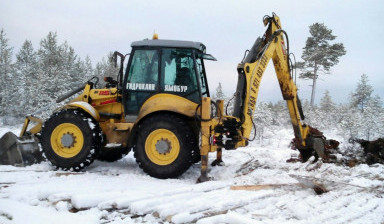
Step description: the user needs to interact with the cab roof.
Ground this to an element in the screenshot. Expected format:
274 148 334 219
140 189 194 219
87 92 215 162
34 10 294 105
131 39 206 53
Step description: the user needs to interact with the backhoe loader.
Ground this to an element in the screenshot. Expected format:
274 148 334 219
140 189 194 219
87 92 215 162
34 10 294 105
0 13 338 181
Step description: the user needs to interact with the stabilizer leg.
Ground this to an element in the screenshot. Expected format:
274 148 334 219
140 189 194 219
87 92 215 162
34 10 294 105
197 97 213 183
211 148 225 166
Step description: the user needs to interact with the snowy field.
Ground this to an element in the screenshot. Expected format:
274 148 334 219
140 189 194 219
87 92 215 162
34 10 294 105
0 126 383 224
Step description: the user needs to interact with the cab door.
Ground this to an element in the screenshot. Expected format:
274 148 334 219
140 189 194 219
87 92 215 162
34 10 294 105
123 49 159 121
160 48 200 103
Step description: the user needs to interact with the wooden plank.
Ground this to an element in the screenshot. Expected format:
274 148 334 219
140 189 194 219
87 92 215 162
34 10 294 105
230 184 293 191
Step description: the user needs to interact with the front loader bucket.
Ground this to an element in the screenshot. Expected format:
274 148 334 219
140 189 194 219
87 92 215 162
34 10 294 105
0 132 43 166
0 132 24 166
17 134 43 165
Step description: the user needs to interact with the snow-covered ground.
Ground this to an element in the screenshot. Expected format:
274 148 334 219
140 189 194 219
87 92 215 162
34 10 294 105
0 126 383 224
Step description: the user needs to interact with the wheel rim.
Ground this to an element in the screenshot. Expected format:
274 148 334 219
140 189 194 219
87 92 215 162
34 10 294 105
145 129 180 166
50 123 84 158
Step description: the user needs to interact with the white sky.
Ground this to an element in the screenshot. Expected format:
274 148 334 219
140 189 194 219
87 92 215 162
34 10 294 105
1 0 383 104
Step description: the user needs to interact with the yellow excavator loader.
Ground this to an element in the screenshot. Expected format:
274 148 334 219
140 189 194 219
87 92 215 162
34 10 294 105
0 13 338 181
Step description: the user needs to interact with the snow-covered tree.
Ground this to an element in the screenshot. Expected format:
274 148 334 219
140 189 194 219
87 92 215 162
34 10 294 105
253 102 274 144
0 29 13 75
361 95 383 140
351 74 373 112
214 82 225 99
94 52 119 87
35 32 90 112
13 40 39 115
83 55 94 82
317 90 337 127
339 75 383 140
0 29 14 116
270 100 290 127
320 90 336 113
37 31 64 103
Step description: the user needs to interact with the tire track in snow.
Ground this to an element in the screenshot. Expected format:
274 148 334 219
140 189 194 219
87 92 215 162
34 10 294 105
169 188 290 223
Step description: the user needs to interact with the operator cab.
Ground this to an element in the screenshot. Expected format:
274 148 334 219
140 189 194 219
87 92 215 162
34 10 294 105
122 38 216 119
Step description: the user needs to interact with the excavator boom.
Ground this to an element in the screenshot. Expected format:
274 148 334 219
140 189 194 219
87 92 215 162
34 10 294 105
234 14 308 142
200 13 338 172
233 13 339 161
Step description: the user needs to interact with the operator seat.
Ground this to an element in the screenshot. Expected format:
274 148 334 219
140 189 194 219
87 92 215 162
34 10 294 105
175 67 192 86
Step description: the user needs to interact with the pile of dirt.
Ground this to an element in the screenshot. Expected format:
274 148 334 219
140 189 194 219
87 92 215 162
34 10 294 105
348 138 384 166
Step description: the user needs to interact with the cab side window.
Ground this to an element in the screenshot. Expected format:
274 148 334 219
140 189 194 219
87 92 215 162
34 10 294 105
125 49 159 115
161 48 200 102
128 50 158 85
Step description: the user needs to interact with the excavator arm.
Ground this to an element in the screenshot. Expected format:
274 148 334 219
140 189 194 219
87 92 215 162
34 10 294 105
235 14 310 146
232 13 338 160
197 13 339 182
200 14 338 165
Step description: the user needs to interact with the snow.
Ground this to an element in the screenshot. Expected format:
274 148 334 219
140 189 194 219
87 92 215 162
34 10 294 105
1 126 383 224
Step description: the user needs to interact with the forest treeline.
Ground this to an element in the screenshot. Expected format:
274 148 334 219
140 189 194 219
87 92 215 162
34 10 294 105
213 74 383 142
0 30 116 120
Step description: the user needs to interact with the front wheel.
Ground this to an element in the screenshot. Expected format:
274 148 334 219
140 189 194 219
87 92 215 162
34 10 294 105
41 110 102 171
134 114 197 178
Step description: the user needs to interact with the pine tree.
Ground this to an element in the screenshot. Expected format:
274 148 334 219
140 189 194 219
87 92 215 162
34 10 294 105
298 23 346 106
37 31 63 102
94 52 119 86
342 75 383 140
0 29 14 116
317 90 337 128
214 82 225 99
14 40 39 115
320 90 336 113
37 32 88 108
361 95 383 140
338 104 360 140
0 29 13 74
270 100 290 126
351 74 373 112
254 101 274 144
83 55 94 82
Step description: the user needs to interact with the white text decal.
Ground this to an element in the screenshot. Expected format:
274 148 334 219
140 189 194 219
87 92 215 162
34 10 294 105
127 83 156 91
165 85 188 93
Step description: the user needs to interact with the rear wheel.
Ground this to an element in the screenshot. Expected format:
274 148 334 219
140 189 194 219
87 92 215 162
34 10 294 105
41 110 102 171
134 114 196 178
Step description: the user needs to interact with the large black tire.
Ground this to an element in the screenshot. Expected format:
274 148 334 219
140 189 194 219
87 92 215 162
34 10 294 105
134 114 197 179
41 110 102 171
98 146 130 162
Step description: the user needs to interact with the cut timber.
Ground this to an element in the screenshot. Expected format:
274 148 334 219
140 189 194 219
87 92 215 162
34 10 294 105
231 181 328 195
290 175 328 195
230 184 293 191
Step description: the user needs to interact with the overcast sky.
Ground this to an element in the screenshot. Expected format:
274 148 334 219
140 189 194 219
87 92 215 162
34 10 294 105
1 0 383 104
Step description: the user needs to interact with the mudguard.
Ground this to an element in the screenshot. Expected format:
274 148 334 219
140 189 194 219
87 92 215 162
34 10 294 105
66 101 100 121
